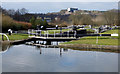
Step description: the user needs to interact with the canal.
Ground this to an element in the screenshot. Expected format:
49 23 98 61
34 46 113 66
1 42 119 72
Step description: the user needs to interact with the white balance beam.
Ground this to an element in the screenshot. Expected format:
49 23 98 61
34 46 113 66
111 34 118 36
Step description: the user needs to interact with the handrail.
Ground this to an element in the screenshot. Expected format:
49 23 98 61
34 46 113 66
28 29 77 38
0 33 9 41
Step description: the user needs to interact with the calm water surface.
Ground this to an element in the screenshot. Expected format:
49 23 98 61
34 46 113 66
2 44 118 72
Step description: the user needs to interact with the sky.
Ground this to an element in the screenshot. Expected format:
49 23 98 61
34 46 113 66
1 2 118 13
1 0 119 2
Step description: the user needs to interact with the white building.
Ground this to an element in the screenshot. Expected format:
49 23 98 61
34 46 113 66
67 8 78 12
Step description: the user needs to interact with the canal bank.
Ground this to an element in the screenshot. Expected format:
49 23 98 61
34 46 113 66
58 36 119 51
59 44 119 51
1 36 119 51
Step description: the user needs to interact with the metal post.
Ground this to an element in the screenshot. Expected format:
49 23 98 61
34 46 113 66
67 31 69 38
74 31 76 38
44 31 45 37
54 31 55 38
40 30 41 37
96 29 98 44
32 29 33 36
47 31 48 38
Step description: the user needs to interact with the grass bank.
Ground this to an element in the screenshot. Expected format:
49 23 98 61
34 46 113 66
59 29 119 50
0 33 29 41
100 29 118 34
60 36 118 45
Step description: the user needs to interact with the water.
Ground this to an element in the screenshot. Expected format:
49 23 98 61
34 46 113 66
2 44 118 72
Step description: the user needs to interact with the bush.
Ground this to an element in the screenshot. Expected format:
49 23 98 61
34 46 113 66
2 14 32 32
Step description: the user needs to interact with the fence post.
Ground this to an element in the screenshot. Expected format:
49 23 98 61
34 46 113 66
54 31 55 38
40 30 41 37
32 29 33 35
96 29 99 44
44 31 46 37
47 31 48 38
67 31 69 38
74 31 76 38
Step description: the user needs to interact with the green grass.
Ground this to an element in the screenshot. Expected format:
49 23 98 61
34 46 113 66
86 29 95 32
101 29 118 34
84 26 90 28
1 33 29 41
61 29 119 46
100 29 119 39
61 36 118 45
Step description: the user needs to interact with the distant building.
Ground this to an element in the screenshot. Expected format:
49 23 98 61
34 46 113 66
36 16 42 19
81 12 89 15
65 11 72 15
55 17 61 21
67 8 78 13
36 16 51 22
44 17 51 22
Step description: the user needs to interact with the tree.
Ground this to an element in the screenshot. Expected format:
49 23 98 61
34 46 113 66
30 16 36 29
35 19 48 30
2 14 14 31
14 9 21 21
7 9 15 17
35 19 43 25
69 14 82 25
103 9 118 26
80 14 93 25
93 15 106 26
42 20 48 29
19 8 28 15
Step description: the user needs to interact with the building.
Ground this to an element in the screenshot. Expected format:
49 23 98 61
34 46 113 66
67 8 78 13
36 16 51 22
44 17 51 22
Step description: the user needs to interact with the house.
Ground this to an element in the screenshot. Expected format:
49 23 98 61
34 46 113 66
44 17 51 22
36 16 51 22
67 8 78 13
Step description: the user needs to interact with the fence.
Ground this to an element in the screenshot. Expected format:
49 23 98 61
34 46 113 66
28 29 77 38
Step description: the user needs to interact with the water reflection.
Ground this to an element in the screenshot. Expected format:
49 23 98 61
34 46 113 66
67 47 119 53
2 44 118 72
36 45 68 57
0 41 10 53
29 40 119 53
60 48 62 57
36 46 42 55
2 40 119 72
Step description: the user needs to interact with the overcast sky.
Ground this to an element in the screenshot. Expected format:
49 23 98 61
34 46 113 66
1 0 119 2
1 2 118 13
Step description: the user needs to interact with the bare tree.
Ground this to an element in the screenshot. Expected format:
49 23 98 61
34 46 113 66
7 9 15 16
103 9 118 26
19 8 28 15
69 14 82 25
80 14 93 25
